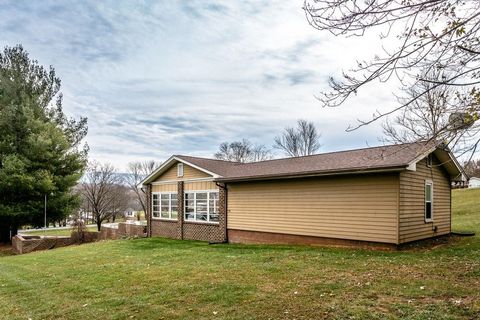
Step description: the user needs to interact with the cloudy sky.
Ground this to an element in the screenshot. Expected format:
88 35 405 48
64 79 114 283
0 1 398 169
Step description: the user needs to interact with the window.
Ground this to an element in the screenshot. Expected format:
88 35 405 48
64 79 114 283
184 191 219 223
177 163 184 177
425 180 433 221
152 194 160 218
153 193 178 220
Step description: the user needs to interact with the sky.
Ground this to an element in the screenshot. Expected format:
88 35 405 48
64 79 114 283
0 1 400 170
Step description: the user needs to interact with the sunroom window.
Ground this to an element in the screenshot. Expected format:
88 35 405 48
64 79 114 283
153 193 177 220
184 191 219 223
152 194 160 218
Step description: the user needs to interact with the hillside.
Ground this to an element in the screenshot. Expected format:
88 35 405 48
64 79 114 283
0 189 478 319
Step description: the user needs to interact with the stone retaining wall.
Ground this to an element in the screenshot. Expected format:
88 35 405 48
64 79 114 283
12 235 74 254
13 223 147 255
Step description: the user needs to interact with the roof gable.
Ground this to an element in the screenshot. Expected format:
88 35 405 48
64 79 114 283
140 156 220 185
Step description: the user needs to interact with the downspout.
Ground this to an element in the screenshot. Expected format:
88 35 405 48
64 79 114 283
140 186 151 237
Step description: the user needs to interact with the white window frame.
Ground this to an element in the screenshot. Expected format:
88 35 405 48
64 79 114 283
177 163 184 177
152 193 160 219
152 192 178 220
425 180 433 222
184 189 219 224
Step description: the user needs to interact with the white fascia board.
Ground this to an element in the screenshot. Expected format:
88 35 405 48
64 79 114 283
138 156 221 187
138 155 176 187
406 145 438 168
406 146 466 181
406 162 416 171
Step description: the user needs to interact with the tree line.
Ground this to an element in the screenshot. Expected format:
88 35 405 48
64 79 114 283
214 119 322 163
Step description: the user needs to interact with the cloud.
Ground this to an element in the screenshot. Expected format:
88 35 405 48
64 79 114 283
0 0 397 170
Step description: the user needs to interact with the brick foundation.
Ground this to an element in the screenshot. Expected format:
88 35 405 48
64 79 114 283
151 220 181 239
227 229 397 250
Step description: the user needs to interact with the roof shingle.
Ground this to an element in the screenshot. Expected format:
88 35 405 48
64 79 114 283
176 141 437 181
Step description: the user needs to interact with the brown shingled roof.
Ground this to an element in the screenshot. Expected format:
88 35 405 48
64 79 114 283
176 141 438 182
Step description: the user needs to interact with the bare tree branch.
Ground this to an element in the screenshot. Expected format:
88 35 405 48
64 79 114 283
274 119 322 157
78 161 126 231
304 0 480 157
214 139 272 162
124 160 158 217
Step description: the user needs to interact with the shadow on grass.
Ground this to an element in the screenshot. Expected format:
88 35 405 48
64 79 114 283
0 244 13 257
120 236 398 258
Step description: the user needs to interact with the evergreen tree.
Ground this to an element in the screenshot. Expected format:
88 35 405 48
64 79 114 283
0 45 88 242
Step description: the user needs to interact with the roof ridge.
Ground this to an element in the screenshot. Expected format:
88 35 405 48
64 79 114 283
175 154 240 164
235 141 429 165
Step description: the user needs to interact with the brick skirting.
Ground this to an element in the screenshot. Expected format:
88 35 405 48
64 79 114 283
227 229 398 250
151 220 181 239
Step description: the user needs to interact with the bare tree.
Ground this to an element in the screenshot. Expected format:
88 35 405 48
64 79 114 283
214 139 272 163
274 119 322 157
304 0 480 154
79 161 124 231
464 159 480 177
109 184 130 223
124 161 158 218
382 69 480 157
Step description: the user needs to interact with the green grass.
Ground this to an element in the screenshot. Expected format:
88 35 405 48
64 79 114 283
19 226 98 237
0 189 479 319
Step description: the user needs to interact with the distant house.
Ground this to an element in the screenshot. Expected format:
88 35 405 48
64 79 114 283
140 142 466 248
469 177 480 188
124 208 137 219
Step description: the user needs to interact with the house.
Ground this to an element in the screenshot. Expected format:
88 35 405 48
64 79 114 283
469 177 480 188
124 208 137 219
140 141 466 248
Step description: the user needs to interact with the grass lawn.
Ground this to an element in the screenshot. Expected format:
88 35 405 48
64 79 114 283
0 190 479 319
19 226 99 237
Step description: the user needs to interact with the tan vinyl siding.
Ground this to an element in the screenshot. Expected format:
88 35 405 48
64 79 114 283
152 183 177 193
154 161 211 182
399 155 451 243
184 181 217 191
227 174 399 244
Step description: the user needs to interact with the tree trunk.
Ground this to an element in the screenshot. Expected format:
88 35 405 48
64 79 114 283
0 224 17 243
10 225 18 239
0 225 10 243
96 220 102 232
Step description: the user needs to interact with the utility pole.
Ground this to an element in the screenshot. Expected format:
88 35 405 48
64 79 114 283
44 193 47 235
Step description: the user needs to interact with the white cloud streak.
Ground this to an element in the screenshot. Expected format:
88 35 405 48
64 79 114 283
0 0 399 169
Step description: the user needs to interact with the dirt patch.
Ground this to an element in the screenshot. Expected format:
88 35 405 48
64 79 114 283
398 235 461 251
0 244 13 256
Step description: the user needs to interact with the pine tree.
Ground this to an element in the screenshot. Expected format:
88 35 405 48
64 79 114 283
0 45 88 242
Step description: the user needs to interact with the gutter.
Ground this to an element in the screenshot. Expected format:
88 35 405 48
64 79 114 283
214 165 408 183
